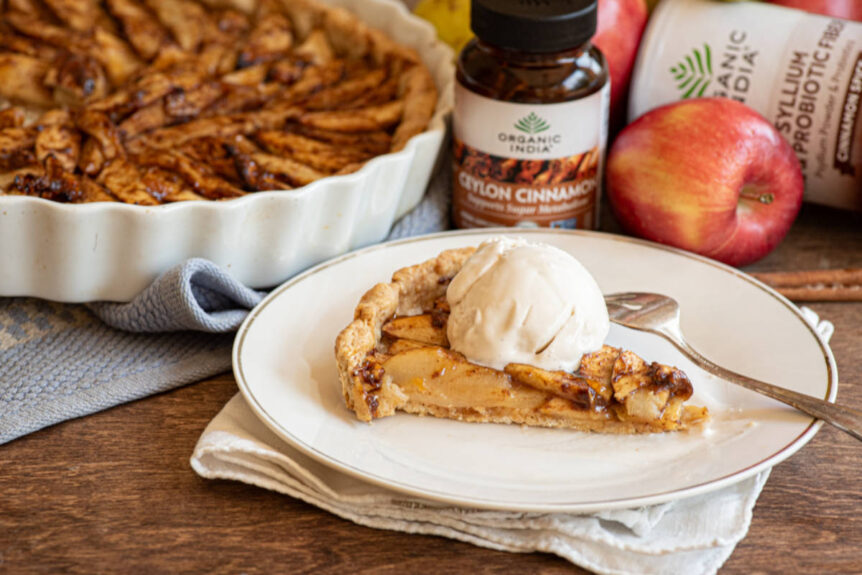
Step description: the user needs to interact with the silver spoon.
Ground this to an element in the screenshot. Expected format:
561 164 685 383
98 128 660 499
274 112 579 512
604 292 862 442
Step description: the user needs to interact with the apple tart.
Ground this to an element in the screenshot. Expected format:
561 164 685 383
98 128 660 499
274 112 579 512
0 0 435 204
335 247 709 433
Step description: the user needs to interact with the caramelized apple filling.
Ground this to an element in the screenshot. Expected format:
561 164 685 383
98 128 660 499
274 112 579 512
347 303 707 432
0 0 436 204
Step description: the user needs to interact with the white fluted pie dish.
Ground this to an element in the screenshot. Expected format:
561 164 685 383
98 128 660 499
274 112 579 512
0 0 454 302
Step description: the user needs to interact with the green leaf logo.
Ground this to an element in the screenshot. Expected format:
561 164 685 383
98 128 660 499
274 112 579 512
670 44 713 99
514 112 550 134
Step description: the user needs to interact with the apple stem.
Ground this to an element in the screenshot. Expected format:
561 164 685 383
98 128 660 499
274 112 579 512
740 189 774 204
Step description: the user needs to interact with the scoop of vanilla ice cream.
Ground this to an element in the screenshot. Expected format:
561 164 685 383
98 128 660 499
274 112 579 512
446 237 609 372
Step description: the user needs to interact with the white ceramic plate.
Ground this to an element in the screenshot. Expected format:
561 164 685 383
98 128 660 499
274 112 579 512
234 229 837 512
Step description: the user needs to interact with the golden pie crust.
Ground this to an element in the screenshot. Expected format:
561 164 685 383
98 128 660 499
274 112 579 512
0 0 436 204
335 247 710 433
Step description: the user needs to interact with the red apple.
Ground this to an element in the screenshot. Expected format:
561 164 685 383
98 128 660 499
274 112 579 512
594 0 649 132
765 0 862 21
606 98 804 267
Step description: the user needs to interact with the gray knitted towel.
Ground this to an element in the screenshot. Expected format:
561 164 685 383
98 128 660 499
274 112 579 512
0 168 451 445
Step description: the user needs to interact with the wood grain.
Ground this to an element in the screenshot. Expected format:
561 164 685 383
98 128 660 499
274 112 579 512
0 203 860 574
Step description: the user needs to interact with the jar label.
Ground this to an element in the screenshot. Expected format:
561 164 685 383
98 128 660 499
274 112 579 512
452 83 609 229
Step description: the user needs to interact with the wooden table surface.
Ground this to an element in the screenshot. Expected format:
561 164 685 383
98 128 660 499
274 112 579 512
1 203 860 574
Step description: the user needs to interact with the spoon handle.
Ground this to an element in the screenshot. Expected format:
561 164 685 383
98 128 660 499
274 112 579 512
658 327 862 442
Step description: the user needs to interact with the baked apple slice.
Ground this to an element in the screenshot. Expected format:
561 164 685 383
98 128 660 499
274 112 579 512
382 314 448 347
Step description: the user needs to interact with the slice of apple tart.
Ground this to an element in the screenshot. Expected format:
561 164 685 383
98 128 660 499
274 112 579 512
335 243 709 433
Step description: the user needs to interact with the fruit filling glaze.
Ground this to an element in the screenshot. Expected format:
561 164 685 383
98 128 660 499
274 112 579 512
0 0 435 204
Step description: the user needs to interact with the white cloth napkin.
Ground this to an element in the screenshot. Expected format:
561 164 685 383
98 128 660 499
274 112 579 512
190 309 834 575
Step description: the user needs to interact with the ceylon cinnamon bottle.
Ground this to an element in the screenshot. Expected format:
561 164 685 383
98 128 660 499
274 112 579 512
452 0 610 230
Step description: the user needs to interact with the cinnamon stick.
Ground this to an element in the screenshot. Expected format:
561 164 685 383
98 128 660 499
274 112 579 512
750 268 862 302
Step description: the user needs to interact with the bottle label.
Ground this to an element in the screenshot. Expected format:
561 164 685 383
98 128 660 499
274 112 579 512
629 0 862 210
452 83 609 229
